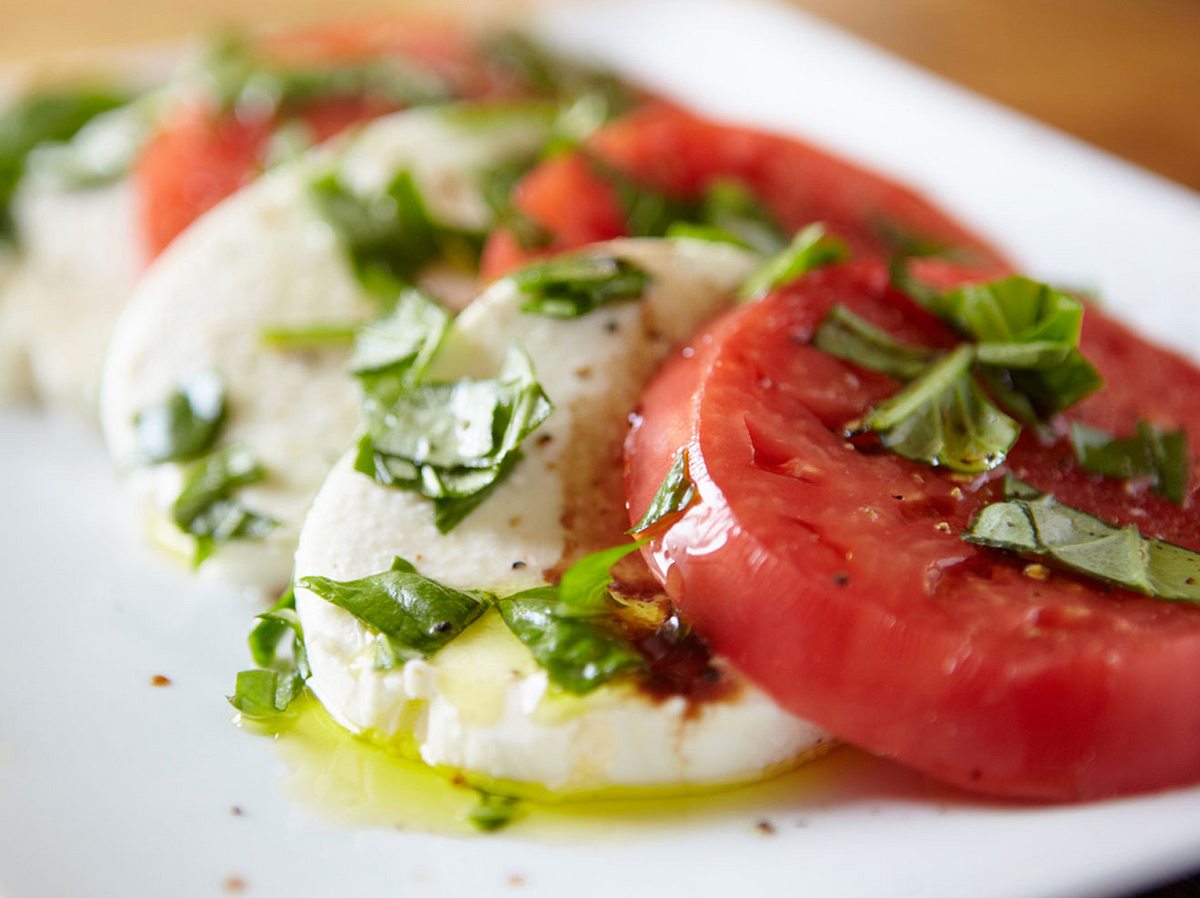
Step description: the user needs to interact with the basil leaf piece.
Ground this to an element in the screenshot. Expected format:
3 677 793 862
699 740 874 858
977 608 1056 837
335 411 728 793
198 35 449 120
557 541 647 618
480 31 635 112
356 346 554 532
514 254 650 319
171 445 277 565
260 323 357 350
861 345 1020 473
629 449 697 533
299 556 490 666
738 223 849 301
310 169 445 287
350 287 450 377
965 481 1200 602
920 275 1103 416
469 790 521 832
132 371 226 464
872 219 958 260
813 304 941 381
23 92 161 192
697 179 787 255
497 590 645 694
1 88 130 241
1072 420 1190 504
230 586 310 718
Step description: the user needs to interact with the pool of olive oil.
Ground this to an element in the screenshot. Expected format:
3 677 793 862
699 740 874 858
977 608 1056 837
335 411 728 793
247 693 870 840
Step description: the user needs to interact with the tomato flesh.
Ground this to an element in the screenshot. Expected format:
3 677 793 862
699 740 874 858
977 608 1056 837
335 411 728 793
625 259 1200 800
482 103 1013 280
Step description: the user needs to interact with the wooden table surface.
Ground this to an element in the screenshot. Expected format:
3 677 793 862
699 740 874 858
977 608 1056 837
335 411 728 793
1 0 1197 192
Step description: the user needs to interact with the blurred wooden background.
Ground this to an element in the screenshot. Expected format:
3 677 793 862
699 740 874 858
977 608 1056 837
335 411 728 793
1 0 1197 191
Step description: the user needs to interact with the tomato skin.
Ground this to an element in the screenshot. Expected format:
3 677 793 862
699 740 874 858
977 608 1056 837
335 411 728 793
482 103 1013 280
135 20 507 259
625 260 1200 800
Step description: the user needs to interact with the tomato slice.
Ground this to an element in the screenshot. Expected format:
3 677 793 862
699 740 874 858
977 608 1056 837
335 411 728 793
482 103 1013 280
135 20 508 259
625 259 1200 801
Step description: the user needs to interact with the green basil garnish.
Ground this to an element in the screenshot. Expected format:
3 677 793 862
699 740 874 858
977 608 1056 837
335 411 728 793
299 556 490 668
513 253 650 319
23 92 161 192
738 223 849 301
171 445 277 566
629 449 697 533
259 322 358 350
133 371 226 464
820 272 1105 473
1072 420 1190 504
871 219 958 260
921 276 1103 418
859 345 1021 473
1 87 130 241
229 586 310 718
694 179 787 255
198 35 449 120
349 287 451 378
812 304 939 381
497 542 647 694
355 345 554 532
480 31 635 112
469 790 522 832
964 479 1200 602
310 169 445 288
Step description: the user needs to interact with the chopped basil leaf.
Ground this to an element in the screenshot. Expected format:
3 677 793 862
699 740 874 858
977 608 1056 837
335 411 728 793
198 35 449 120
469 790 521 832
497 589 645 694
699 179 787 255
259 323 358 350
860 345 1020 473
310 169 443 287
230 586 310 718
965 480 1200 602
0 87 129 241
479 161 551 251
557 541 646 618
663 222 748 247
171 445 276 565
132 371 226 464
871 219 958 260
350 287 450 378
514 254 650 319
23 92 161 192
813 304 940 381
299 556 490 667
738 223 849 301
355 346 553 532
497 542 648 694
480 31 635 112
629 449 697 533
1072 420 1190 504
913 274 1104 417
596 159 699 238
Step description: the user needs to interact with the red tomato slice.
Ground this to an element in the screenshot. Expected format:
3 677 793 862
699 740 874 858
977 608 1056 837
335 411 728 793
135 20 505 259
625 259 1200 801
482 103 1013 280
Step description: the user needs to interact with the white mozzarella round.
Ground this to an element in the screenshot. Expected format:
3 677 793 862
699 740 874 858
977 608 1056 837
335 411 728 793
101 104 554 592
0 178 141 410
294 238 832 793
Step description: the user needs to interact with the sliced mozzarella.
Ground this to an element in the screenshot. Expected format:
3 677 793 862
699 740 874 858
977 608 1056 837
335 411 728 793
0 178 141 409
101 103 555 592
294 238 831 793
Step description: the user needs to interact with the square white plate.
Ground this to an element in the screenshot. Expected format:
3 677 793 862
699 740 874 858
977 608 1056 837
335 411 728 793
3 2 1200 896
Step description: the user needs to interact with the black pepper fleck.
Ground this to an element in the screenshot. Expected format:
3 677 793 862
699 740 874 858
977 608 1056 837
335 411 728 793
832 573 850 587
511 561 527 570
754 819 777 835
433 621 453 634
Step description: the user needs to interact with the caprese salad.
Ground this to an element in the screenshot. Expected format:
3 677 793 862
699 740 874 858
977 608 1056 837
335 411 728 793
7 16 1200 833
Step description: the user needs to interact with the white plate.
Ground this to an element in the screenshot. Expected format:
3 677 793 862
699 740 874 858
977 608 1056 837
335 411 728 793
4 1 1200 896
